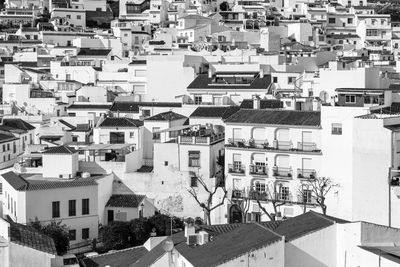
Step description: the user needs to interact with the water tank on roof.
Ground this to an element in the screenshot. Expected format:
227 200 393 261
81 172 91 178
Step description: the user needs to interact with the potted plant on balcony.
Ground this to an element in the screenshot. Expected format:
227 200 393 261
262 141 269 149
248 138 255 148
287 172 292 178
298 173 304 178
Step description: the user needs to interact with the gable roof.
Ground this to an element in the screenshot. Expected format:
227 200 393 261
187 74 271 90
110 101 182 113
82 246 148 267
106 194 146 208
0 133 18 144
42 145 77 154
175 223 282 267
2 171 100 191
145 111 187 121
77 48 111 56
224 109 321 127
10 222 57 255
98 117 143 128
2 118 35 131
190 106 240 119
2 171 29 190
239 99 283 109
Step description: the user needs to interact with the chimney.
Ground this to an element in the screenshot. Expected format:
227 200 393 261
253 95 261 109
184 222 195 237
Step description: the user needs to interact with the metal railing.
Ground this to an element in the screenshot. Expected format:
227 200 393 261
249 165 268 176
228 163 245 174
297 142 317 152
273 166 293 178
273 140 293 150
297 168 316 179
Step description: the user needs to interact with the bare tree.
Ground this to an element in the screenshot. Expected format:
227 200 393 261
253 182 286 221
188 174 228 225
301 177 338 215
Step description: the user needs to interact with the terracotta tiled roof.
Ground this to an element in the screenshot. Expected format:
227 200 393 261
42 145 77 154
3 118 35 131
224 109 321 127
145 111 187 121
10 222 57 255
106 194 146 208
109 101 181 113
98 117 143 127
83 246 148 267
190 106 240 119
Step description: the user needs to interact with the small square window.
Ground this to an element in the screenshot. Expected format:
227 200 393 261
164 161 168 166
190 176 197 187
130 132 134 138
332 123 343 135
273 77 278 83
345 95 356 103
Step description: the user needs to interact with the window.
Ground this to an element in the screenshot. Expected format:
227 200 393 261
69 230 76 241
273 76 278 83
279 186 290 201
110 132 125 144
2 144 5 152
345 95 356 103
130 132 135 138
152 127 160 141
82 228 89 239
233 154 242 171
77 15 81 19
82 199 89 215
288 77 296 84
69 200 76 216
164 161 168 166
347 18 353 24
33 35 38 40
7 144 9 151
213 96 222 105
328 17 335 24
96 7 102 11
52 201 60 218
194 95 202 105
255 182 265 192
190 176 197 187
366 29 378 36
66 15 71 19
302 189 312 203
188 151 200 167
331 123 343 135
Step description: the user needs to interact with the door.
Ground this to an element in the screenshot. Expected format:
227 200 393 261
107 210 114 223
301 131 313 150
232 128 242 142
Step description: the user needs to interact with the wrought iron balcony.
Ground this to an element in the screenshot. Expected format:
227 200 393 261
272 166 293 178
297 142 319 152
228 164 246 174
273 140 293 150
297 168 316 179
249 165 268 176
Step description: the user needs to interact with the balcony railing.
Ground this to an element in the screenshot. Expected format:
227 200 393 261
249 165 268 176
228 164 245 174
227 138 321 153
273 140 292 150
232 189 246 198
273 166 293 178
179 133 224 145
296 195 317 205
297 142 317 152
297 168 316 179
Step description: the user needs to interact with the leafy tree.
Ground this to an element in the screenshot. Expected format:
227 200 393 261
102 221 131 251
29 219 70 255
129 218 152 245
219 1 229 11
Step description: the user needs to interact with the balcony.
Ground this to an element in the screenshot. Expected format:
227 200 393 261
297 168 316 179
273 166 293 179
179 133 225 145
273 140 292 150
297 142 318 152
249 165 268 176
228 164 246 175
232 189 246 198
